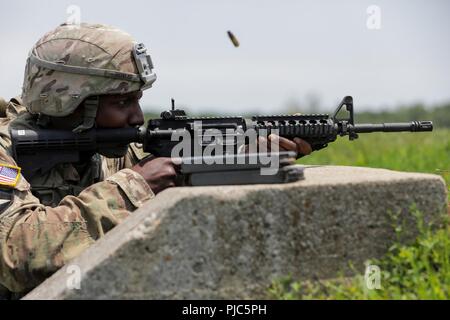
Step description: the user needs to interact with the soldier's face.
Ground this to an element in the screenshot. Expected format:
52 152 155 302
95 90 145 128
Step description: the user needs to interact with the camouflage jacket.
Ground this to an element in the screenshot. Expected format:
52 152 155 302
0 97 154 294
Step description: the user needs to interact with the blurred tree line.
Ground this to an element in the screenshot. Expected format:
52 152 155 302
354 104 450 128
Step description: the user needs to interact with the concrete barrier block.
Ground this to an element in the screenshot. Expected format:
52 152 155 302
24 165 447 299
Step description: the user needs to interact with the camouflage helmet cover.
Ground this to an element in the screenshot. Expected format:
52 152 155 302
21 23 156 118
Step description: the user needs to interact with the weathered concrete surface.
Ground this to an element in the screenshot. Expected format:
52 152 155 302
24 165 447 300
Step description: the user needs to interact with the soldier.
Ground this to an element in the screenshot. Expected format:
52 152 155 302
0 23 311 297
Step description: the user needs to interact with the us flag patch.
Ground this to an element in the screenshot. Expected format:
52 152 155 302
0 163 21 187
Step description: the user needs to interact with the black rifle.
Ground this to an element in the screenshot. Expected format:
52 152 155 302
10 96 433 184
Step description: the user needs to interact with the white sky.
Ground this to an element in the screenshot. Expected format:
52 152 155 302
1 0 449 114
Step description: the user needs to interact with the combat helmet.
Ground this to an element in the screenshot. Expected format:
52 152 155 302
21 22 156 132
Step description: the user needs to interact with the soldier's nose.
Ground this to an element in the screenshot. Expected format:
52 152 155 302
128 105 145 127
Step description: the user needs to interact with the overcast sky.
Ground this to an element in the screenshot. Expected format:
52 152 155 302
1 0 449 114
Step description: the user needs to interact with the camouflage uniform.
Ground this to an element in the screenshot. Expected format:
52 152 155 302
0 23 157 294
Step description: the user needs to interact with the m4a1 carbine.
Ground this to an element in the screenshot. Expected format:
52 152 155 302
11 96 433 185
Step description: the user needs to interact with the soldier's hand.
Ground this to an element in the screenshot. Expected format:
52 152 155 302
243 135 312 159
266 134 312 158
131 156 181 194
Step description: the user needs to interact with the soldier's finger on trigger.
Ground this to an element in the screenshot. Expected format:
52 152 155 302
171 157 182 166
165 165 178 177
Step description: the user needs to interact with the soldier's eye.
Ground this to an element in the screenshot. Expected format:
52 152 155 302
116 98 136 108
117 100 130 107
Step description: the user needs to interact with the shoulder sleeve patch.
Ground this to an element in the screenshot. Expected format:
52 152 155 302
0 163 21 188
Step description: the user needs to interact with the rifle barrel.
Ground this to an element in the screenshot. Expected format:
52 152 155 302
354 121 433 133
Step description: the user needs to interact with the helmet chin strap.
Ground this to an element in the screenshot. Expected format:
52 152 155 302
72 95 129 158
72 96 99 133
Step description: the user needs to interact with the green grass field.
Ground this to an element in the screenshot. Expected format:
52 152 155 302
271 129 450 300
298 129 450 197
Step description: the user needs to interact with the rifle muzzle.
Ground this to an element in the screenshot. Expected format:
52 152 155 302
354 121 433 133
